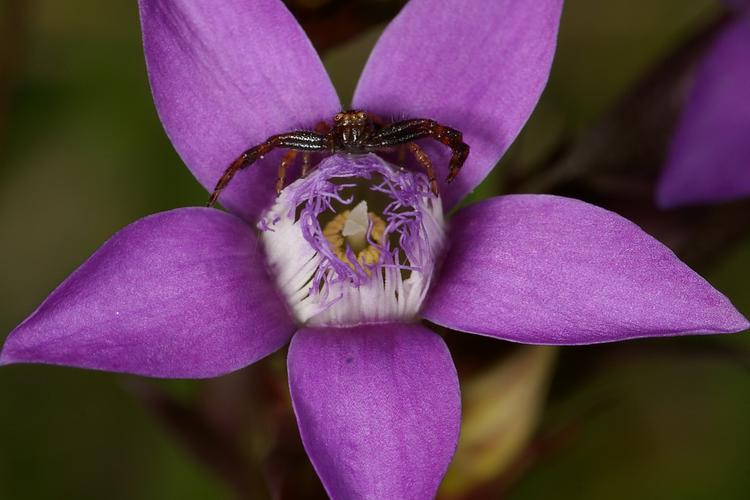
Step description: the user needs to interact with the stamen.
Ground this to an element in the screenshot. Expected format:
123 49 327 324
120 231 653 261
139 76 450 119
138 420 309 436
323 200 386 271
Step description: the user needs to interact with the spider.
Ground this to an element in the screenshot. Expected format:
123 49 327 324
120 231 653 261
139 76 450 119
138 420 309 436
206 110 469 207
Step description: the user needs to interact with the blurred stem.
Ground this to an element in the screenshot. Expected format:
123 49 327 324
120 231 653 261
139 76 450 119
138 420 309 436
125 355 328 500
123 378 271 500
439 347 558 498
456 399 612 500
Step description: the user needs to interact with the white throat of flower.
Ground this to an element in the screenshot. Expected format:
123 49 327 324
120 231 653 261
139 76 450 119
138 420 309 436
259 153 446 327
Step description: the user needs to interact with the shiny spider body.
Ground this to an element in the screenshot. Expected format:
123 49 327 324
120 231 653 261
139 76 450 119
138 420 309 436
207 110 469 207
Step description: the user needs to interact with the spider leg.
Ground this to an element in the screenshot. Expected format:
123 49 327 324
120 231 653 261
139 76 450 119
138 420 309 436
314 121 331 134
369 113 386 127
406 142 439 195
301 152 312 177
276 150 298 195
294 121 333 178
206 131 326 207
365 119 469 183
398 144 408 165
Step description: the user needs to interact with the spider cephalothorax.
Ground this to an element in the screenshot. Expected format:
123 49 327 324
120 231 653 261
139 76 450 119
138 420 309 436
206 110 469 207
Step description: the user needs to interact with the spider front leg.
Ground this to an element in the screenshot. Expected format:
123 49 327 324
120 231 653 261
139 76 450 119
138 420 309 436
406 142 439 195
397 144 408 165
301 152 312 177
297 121 332 178
366 119 469 184
314 121 331 134
206 131 327 207
276 150 298 194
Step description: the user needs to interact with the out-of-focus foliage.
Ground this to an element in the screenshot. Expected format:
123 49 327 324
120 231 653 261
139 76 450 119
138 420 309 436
1 0 748 499
440 347 557 497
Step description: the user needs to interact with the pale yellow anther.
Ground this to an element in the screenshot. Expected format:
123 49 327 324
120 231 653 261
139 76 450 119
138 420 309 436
323 200 386 271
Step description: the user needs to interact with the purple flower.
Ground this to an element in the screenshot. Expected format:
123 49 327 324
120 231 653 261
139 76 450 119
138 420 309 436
657 6 750 207
2 0 748 497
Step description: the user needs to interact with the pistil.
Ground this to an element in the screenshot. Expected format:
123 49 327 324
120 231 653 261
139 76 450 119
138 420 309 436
342 201 370 252
323 200 385 269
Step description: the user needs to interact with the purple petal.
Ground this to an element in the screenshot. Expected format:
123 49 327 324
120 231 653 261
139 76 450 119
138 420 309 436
353 0 563 209
423 195 749 344
139 0 341 222
657 16 750 208
288 323 460 499
1 208 296 378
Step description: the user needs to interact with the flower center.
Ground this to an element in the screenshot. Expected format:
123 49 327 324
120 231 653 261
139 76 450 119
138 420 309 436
323 201 386 270
259 153 446 327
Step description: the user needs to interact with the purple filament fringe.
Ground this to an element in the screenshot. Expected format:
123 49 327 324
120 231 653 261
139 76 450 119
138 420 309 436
267 154 435 298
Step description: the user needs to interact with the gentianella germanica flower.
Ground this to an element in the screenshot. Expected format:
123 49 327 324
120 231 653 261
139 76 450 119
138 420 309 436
2 1 748 498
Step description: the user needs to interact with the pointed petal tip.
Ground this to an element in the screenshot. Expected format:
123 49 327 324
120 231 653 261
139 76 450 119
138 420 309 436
1 324 30 367
641 304 749 340
725 311 750 333
0 345 13 366
638 304 749 340
0 209 296 379
0 331 65 371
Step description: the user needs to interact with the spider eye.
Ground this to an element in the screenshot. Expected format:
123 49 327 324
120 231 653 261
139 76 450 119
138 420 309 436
335 113 344 122
357 112 366 120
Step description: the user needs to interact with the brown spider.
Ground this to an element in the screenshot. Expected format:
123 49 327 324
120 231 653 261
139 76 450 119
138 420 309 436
206 110 469 207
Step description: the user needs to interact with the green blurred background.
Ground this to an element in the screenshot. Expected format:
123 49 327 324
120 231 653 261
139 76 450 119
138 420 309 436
1 1 749 498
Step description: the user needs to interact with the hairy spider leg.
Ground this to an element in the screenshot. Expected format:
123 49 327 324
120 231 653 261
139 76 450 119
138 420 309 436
296 121 333 179
314 121 332 134
406 142 439 195
206 131 327 207
368 113 386 127
301 152 312 177
364 119 469 183
398 144 408 165
276 150 299 194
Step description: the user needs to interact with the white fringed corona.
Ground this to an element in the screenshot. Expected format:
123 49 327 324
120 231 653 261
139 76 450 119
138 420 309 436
259 154 446 327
